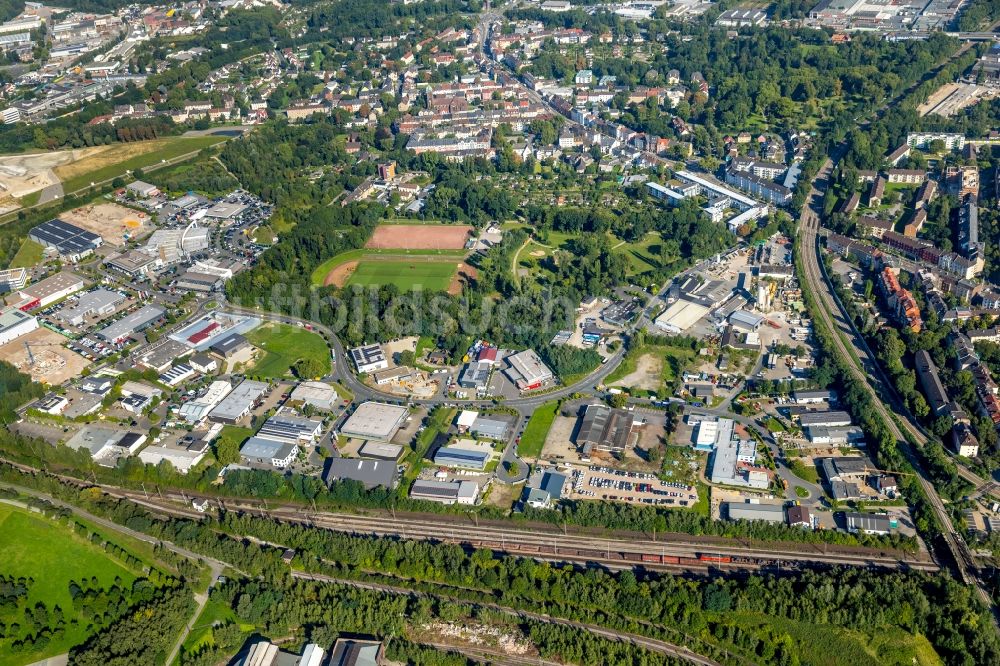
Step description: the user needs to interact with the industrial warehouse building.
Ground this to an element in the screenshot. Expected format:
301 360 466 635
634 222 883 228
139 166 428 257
209 379 268 423
323 458 397 489
55 289 125 326
505 349 553 391
433 443 490 470
358 442 404 461
290 381 339 411
257 413 323 444
349 343 388 373
459 361 492 390
28 218 102 262
725 501 785 523
179 380 233 424
798 410 853 428
409 479 478 505
339 401 409 441
17 271 85 309
96 304 166 343
844 512 896 535
576 404 638 457
239 437 299 469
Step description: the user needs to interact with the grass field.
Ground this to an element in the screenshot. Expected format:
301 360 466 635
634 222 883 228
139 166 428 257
345 259 457 291
247 323 330 379
180 597 240 656
0 503 138 666
217 425 254 451
56 136 226 194
8 238 44 268
519 400 559 459
787 457 820 484
721 612 941 666
310 248 468 287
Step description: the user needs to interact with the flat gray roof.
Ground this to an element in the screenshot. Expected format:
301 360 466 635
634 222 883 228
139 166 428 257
340 401 408 440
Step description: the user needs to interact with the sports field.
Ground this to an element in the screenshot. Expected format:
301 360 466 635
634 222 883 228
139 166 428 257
311 248 469 288
344 259 459 291
365 223 472 249
246 322 330 379
0 503 138 665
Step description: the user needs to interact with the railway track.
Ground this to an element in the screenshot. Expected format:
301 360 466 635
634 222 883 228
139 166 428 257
797 160 996 615
99 483 938 573
0 459 937 574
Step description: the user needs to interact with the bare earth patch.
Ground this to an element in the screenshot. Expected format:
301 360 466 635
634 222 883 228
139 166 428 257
529 250 546 257
324 260 358 287
0 327 90 384
59 202 150 246
447 262 477 295
365 224 472 249
0 147 103 198
611 353 663 391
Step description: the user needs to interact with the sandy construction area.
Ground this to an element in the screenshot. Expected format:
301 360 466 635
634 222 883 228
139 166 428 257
365 224 472 250
60 203 150 246
0 327 90 385
0 147 102 198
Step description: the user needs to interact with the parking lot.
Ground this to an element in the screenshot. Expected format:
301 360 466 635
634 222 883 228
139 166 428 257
567 465 699 508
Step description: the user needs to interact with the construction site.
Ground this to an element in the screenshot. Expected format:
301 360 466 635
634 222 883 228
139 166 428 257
59 202 150 246
0 326 90 384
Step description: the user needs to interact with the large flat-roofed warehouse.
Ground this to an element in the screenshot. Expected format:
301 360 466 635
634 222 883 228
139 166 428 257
339 401 409 441
18 271 85 309
0 307 38 346
208 379 268 423
209 333 250 359
55 289 125 326
726 501 785 523
239 437 298 469
798 410 852 428
29 218 103 262
290 381 339 411
576 404 637 456
257 413 323 443
323 458 397 489
433 444 490 470
654 299 710 333
96 304 165 343
505 349 553 390
409 479 479 505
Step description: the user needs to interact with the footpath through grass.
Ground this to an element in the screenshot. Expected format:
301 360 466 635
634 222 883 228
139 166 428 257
519 400 559 459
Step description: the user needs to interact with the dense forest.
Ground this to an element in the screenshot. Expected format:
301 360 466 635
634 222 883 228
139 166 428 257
0 361 43 424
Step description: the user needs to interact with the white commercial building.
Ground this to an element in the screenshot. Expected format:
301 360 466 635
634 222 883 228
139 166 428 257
340 401 409 441
349 344 388 373
505 349 553 390
0 307 38 346
179 380 233 424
